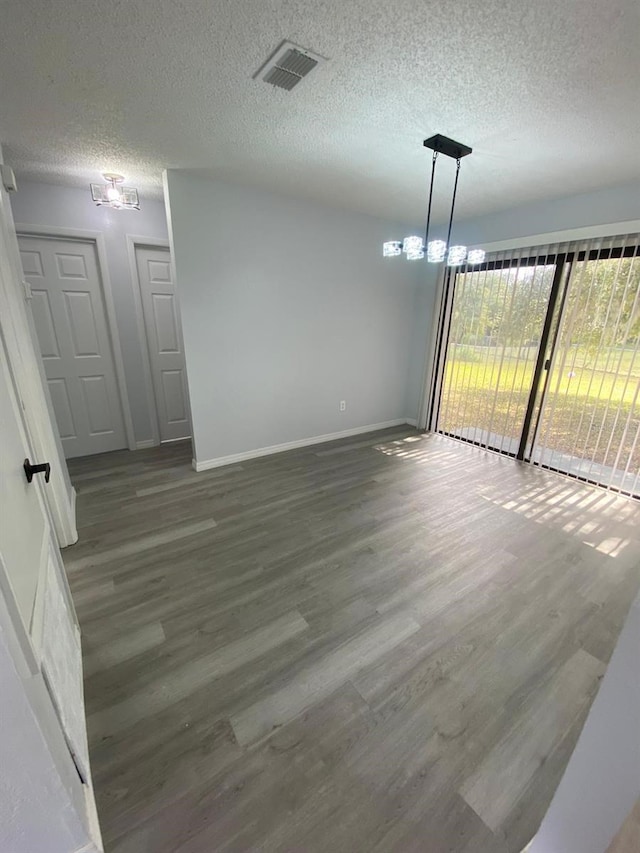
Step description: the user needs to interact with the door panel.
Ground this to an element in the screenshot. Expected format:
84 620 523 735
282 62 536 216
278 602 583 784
152 293 179 352
135 245 191 442
19 247 44 276
19 235 127 458
56 252 87 278
31 289 60 357
79 375 113 434
64 290 100 356
162 369 188 424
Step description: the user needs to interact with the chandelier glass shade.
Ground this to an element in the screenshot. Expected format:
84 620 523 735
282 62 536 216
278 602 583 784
427 239 447 263
383 134 485 267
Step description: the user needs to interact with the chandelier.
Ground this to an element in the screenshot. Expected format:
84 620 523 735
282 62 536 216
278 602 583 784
90 173 140 210
383 134 485 267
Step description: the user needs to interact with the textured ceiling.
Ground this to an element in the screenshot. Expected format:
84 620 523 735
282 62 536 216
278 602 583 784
1 0 639 222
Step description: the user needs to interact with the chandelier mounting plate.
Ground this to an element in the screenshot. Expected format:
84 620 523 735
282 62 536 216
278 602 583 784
423 134 472 160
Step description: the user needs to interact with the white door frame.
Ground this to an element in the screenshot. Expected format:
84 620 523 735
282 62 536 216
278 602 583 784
16 224 137 452
126 234 171 448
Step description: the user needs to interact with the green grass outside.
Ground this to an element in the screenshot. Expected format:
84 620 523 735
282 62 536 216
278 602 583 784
439 349 640 476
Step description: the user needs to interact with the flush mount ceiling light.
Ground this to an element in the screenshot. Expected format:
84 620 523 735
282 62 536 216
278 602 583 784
90 173 140 210
383 134 485 267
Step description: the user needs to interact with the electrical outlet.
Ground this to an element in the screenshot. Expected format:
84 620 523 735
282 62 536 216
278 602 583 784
339 400 346 412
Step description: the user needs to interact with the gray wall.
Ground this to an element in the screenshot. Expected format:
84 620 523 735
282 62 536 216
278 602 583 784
406 273 439 421
406 181 640 420
444 180 640 248
9 180 169 444
165 172 422 465
529 590 640 853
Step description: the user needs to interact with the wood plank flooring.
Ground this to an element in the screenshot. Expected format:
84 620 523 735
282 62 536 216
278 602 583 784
64 428 640 852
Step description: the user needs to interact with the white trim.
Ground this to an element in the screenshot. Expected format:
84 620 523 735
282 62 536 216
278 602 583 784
405 418 417 427
15 224 137 451
475 219 640 255
81 782 104 853
135 439 156 450
193 419 415 471
126 235 170 250
125 235 171 449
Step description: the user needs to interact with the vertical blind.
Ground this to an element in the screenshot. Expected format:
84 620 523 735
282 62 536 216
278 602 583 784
532 234 640 494
435 232 640 496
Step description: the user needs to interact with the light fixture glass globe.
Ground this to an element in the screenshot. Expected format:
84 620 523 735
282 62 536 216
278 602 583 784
427 240 447 263
466 249 486 265
383 241 402 257
107 185 121 201
447 245 467 266
402 236 423 255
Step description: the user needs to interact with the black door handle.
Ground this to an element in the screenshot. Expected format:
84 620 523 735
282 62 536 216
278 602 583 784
24 458 51 484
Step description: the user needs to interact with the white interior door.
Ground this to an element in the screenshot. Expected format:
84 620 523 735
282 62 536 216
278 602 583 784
0 333 49 633
136 244 191 442
0 329 100 851
18 235 128 458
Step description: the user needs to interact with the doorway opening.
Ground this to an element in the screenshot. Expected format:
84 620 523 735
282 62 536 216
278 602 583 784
431 234 640 497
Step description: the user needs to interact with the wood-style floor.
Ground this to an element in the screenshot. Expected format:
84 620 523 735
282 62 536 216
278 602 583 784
64 428 640 853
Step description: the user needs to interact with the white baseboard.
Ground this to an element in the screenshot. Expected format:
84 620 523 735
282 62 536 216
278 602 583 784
193 419 416 472
405 418 418 427
135 439 157 450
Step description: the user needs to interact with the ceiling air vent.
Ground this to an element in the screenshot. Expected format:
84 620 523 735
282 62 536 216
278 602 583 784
254 41 325 91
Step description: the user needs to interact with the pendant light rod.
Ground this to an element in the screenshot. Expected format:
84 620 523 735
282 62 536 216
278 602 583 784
382 133 485 267
423 150 438 248
445 158 461 250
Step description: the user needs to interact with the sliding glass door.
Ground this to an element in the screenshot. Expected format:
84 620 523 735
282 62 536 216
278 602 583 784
531 244 640 494
434 235 640 496
437 255 556 455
